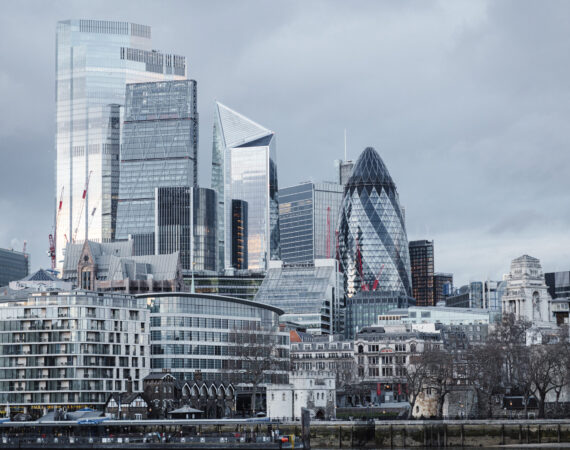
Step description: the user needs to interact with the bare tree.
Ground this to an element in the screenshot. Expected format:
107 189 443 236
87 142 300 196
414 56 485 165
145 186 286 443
225 324 288 415
465 341 505 418
527 344 562 418
401 351 430 418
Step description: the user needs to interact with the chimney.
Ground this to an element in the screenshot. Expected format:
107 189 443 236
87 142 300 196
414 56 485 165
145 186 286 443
126 376 133 393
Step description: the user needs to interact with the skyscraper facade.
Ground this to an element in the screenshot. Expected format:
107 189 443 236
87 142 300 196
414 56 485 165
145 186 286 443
155 186 217 272
55 20 186 269
337 147 412 298
211 102 279 271
0 249 29 287
231 200 248 270
336 159 354 186
116 80 198 246
409 240 434 306
279 182 343 265
433 272 453 305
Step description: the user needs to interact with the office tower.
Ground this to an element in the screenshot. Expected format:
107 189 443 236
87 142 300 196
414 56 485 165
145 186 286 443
55 20 186 269
545 271 570 325
279 182 343 265
0 248 29 287
336 159 354 186
145 292 289 384
231 200 248 270
337 147 412 298
155 186 217 272
545 271 570 299
255 259 343 335
116 80 198 248
409 240 434 306
211 102 279 270
433 272 453 305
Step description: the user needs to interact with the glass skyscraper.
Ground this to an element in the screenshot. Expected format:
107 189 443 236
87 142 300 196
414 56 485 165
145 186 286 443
0 249 29 287
337 147 412 298
409 240 435 306
155 186 217 272
211 102 279 271
116 80 198 245
279 182 343 265
55 20 186 270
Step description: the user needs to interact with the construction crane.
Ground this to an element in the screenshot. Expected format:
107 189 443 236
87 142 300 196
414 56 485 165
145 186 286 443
48 187 64 270
72 171 93 243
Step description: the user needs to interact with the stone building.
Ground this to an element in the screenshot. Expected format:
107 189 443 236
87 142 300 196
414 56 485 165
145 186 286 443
142 370 235 419
289 331 355 387
266 371 336 420
502 255 553 324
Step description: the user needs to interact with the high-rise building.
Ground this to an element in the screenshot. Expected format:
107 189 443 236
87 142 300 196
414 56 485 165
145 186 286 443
336 160 354 186
155 186 217 272
545 271 570 299
211 102 279 270
55 20 186 269
116 80 198 246
0 248 29 287
433 272 453 305
231 200 248 270
279 182 343 265
337 147 412 299
409 240 435 307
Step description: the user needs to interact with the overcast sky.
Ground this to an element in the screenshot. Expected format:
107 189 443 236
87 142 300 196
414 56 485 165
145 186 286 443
1 0 569 285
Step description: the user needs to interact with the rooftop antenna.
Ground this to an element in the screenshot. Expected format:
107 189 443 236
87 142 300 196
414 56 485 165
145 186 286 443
344 129 347 161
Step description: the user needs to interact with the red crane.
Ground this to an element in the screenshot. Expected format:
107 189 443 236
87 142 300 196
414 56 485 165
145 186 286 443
73 171 93 243
48 187 64 270
371 264 385 291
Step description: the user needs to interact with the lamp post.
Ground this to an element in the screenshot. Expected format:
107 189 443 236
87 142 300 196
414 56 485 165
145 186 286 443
509 401 513 420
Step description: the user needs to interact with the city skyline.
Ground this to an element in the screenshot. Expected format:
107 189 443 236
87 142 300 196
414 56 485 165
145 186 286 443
1 1 570 285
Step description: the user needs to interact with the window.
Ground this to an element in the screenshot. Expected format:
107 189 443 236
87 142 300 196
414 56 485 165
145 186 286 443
282 393 286 401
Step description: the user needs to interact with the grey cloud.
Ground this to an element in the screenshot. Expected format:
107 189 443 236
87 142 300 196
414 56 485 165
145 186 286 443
0 0 568 286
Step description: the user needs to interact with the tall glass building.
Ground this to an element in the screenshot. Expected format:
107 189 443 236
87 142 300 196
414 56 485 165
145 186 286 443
279 182 343 265
55 20 186 270
211 102 279 271
155 186 217 272
409 240 434 306
0 249 29 287
337 147 412 298
116 80 198 245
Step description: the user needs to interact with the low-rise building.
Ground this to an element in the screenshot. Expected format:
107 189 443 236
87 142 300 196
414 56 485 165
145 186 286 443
290 331 355 387
266 371 336 420
104 391 148 420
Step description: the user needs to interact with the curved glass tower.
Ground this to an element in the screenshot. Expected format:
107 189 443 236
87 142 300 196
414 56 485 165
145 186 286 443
337 147 412 298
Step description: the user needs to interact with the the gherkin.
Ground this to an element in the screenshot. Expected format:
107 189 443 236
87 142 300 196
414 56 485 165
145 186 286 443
337 147 412 298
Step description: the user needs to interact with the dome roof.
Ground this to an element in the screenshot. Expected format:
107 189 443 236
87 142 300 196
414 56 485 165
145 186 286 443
346 147 395 189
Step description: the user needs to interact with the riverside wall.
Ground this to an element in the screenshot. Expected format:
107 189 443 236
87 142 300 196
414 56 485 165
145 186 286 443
275 419 570 448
